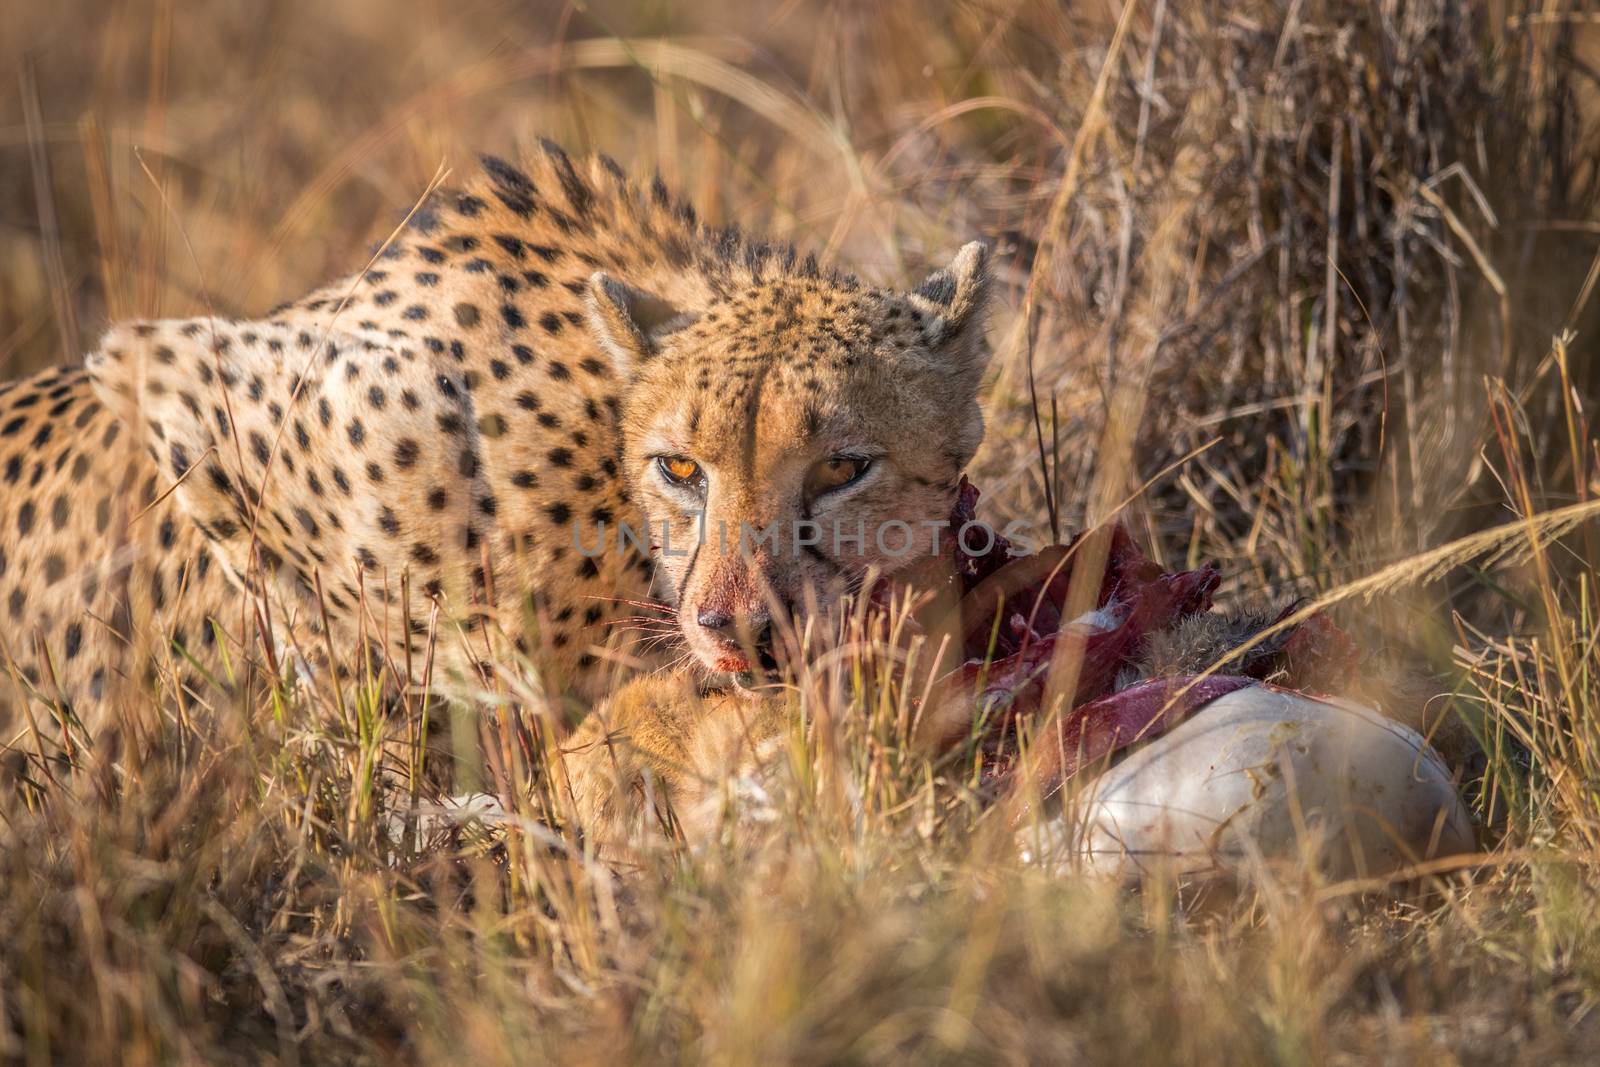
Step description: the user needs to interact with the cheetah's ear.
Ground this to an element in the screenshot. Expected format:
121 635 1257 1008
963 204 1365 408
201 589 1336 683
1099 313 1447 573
907 241 991 370
583 273 688 378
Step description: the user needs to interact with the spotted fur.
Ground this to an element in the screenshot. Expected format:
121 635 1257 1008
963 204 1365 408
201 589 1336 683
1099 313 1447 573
0 144 991 742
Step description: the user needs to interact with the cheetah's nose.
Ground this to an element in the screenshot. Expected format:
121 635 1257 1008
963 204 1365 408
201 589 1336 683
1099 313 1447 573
696 608 773 653
695 608 734 634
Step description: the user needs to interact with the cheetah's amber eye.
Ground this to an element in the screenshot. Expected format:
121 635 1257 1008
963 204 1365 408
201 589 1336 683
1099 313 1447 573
658 455 704 487
805 455 872 497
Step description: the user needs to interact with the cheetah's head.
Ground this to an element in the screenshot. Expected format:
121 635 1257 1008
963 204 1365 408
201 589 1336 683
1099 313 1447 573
585 243 991 682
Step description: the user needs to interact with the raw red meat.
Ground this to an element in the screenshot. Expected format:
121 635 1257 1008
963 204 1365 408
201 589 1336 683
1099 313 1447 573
878 477 1359 797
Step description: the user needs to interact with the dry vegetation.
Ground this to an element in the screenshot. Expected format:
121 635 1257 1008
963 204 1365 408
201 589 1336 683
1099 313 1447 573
4 0 1600 1062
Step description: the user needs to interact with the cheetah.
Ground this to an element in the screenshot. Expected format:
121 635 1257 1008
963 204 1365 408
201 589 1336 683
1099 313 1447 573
0 142 991 755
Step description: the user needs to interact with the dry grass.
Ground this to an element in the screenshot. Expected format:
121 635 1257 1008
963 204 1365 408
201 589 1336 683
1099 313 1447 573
4 0 1600 1063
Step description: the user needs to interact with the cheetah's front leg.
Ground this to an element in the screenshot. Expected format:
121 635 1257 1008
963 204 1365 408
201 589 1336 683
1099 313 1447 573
557 674 791 847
